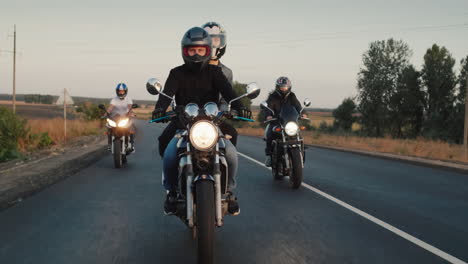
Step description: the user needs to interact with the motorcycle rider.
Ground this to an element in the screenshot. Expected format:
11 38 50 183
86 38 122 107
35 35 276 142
152 27 251 215
106 83 136 152
263 77 307 167
202 21 239 146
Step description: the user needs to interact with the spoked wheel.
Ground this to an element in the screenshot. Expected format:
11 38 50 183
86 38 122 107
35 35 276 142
113 139 123 168
289 148 303 189
195 181 215 264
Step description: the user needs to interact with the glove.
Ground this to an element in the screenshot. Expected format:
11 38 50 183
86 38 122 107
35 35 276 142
151 108 168 123
238 107 252 119
231 107 252 119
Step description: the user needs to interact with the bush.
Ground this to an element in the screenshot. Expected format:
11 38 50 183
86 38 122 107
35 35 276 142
28 132 54 149
0 107 28 161
76 102 103 120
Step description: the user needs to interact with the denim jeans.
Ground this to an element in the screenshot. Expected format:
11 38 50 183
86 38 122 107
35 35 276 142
162 138 238 191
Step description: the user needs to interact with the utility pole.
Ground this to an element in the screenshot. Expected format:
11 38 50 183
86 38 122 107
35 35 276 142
464 77 468 160
12 25 17 114
64 88 67 144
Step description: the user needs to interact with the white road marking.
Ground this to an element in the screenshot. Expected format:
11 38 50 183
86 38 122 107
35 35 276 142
237 151 467 264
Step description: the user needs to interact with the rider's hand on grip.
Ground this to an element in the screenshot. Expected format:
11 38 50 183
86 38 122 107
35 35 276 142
238 107 252 119
152 108 168 123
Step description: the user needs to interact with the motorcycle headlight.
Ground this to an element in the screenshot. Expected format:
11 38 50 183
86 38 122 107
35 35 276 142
285 121 299 136
118 118 129 127
189 121 219 151
107 118 117 127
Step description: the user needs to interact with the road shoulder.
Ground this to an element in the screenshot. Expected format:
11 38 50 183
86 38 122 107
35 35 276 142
0 135 107 210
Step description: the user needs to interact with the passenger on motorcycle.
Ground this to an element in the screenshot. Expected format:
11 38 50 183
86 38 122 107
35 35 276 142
263 77 307 167
152 27 251 215
202 21 238 146
106 83 136 152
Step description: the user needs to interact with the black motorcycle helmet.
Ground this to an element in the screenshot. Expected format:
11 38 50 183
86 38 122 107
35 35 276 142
275 76 292 97
202 21 227 60
181 27 212 71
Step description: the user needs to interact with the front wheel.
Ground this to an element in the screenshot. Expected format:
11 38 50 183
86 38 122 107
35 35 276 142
289 148 303 189
271 142 282 181
195 181 215 264
113 139 123 168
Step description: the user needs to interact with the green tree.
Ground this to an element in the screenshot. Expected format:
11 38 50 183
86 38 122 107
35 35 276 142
333 97 357 131
421 44 457 141
449 55 468 143
388 65 424 138
357 38 412 136
232 81 252 109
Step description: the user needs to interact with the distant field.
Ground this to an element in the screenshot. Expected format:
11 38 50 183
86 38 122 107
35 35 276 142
133 108 336 126
251 109 334 127
0 100 76 119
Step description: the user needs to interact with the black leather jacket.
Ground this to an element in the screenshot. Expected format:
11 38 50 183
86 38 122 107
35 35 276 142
155 64 242 111
263 91 303 118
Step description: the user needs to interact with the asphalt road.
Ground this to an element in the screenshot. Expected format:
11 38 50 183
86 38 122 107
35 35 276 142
0 120 467 264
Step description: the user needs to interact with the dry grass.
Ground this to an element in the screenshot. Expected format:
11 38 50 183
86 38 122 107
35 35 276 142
18 118 103 149
237 127 468 163
133 108 152 120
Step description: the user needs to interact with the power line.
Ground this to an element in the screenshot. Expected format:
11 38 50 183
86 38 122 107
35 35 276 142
230 22 468 47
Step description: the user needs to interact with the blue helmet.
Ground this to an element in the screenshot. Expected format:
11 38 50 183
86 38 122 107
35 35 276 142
116 83 128 100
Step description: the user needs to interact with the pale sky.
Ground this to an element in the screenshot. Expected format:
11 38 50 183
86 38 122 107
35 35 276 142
0 0 467 107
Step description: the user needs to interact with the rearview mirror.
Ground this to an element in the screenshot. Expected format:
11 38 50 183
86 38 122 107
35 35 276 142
246 82 261 99
303 99 311 107
146 78 162 95
98 104 106 110
260 101 274 115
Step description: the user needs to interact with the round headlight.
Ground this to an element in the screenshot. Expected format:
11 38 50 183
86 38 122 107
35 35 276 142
189 121 219 150
118 118 129 127
107 118 117 127
285 121 299 136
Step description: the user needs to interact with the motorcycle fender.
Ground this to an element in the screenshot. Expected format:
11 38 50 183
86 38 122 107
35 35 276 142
194 174 215 183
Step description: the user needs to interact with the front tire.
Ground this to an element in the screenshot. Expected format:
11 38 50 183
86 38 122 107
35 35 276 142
271 142 282 181
113 139 123 168
289 148 303 189
195 181 215 264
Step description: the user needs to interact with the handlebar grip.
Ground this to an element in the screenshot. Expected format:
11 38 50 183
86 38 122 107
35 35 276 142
234 116 255 122
148 111 177 123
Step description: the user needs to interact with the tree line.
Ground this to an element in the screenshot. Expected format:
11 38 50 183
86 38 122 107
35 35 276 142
24 94 57 104
333 38 468 143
